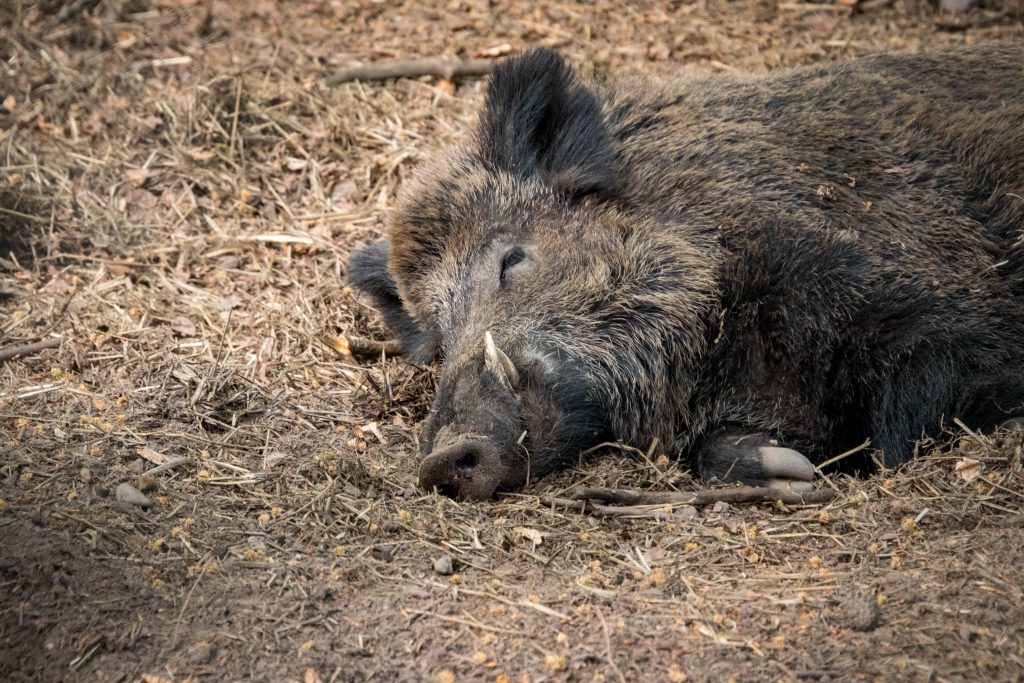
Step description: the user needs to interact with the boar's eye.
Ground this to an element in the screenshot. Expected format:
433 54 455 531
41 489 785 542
499 246 526 289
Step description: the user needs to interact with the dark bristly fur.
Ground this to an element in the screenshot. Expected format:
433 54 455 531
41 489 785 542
348 45 1024 500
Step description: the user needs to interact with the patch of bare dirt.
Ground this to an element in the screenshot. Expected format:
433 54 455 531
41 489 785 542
2 1 1024 681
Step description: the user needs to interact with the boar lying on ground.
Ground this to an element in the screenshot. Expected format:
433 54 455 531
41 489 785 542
348 45 1024 500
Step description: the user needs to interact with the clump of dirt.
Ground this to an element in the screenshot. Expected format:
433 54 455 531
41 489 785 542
2 1 1023 681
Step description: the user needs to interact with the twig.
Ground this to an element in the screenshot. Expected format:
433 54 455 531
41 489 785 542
347 335 404 358
953 417 983 441
572 485 836 507
856 0 895 11
935 11 1009 31
143 456 192 478
56 0 97 23
815 438 871 470
597 607 627 683
0 336 63 364
325 57 496 86
778 2 853 13
539 496 678 521
167 551 213 653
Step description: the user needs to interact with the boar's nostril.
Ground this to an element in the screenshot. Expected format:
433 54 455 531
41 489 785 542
455 450 477 477
418 438 505 500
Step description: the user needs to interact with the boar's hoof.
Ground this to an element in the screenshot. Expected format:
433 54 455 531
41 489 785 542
757 446 816 482
419 438 505 501
699 430 818 491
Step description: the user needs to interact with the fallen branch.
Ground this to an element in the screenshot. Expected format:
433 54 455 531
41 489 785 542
347 335 404 358
143 456 192 478
326 57 496 86
539 496 678 521
935 10 1009 32
778 2 853 13
572 485 836 507
0 336 63 364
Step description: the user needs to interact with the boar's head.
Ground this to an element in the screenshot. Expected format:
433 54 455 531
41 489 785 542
348 49 717 499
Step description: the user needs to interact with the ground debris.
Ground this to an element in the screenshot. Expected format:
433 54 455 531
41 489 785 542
1 1 1022 681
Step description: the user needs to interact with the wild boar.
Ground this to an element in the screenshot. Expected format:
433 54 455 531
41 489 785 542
347 45 1024 500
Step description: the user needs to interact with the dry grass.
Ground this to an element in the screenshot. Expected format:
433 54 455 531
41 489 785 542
2 1 1024 681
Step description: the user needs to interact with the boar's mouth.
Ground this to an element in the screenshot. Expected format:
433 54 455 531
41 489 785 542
417 332 527 500
417 330 607 500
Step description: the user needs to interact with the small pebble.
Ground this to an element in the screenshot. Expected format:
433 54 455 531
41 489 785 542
840 591 880 632
128 459 145 475
711 501 731 514
371 547 394 563
115 482 152 508
79 468 93 484
433 555 454 575
674 504 698 521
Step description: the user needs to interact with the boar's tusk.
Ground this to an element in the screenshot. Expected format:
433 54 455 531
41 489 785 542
483 331 520 390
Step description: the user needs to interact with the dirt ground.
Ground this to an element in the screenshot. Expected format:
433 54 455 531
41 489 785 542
2 1 1024 681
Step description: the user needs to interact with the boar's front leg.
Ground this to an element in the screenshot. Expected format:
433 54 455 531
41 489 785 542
696 426 818 492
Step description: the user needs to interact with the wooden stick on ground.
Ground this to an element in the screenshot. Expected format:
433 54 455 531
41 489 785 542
0 336 63 364
346 335 404 358
326 58 496 86
539 484 834 521
539 497 679 522
573 485 836 507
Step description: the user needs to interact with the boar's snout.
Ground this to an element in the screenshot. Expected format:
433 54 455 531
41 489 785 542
418 437 506 500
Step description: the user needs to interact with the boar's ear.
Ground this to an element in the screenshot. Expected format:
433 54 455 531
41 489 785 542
479 48 614 197
346 241 441 363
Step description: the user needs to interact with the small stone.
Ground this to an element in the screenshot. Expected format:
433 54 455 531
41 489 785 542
371 547 394 563
115 483 152 508
185 640 216 665
137 474 158 492
433 555 454 575
711 501 731 514
79 468 93 484
673 505 699 521
128 459 145 475
840 591 880 632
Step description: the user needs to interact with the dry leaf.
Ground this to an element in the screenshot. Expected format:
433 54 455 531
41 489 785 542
954 457 983 482
115 32 137 49
138 446 169 466
171 317 197 337
184 147 217 162
514 526 545 547
476 43 513 58
126 168 150 186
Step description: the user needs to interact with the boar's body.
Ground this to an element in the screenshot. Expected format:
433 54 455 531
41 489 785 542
349 45 1024 499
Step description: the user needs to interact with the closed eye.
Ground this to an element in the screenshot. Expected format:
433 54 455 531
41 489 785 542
499 246 526 289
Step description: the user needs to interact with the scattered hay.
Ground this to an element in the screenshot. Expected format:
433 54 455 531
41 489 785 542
2 1 1023 681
